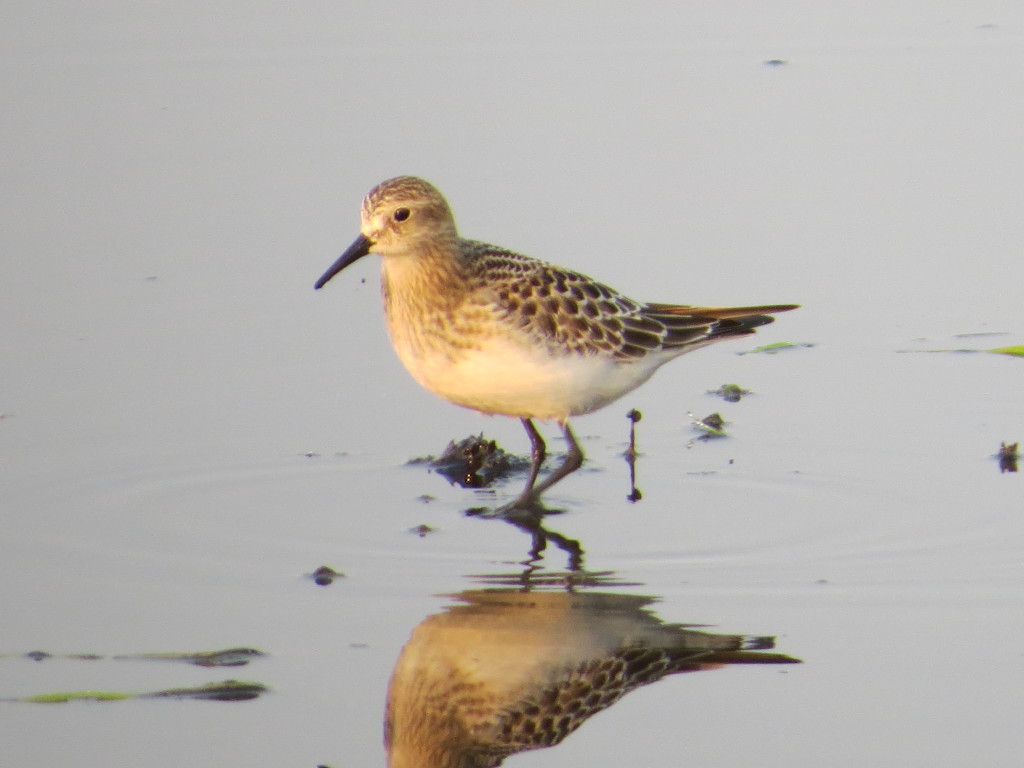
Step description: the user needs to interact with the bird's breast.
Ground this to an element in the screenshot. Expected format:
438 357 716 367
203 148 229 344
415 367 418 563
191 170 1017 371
380 258 673 419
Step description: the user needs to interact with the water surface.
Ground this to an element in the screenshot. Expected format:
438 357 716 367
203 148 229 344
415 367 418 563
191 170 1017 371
3 3 1023 766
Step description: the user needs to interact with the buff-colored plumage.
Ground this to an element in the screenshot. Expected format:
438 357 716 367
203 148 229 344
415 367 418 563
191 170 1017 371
384 591 800 767
315 176 797 506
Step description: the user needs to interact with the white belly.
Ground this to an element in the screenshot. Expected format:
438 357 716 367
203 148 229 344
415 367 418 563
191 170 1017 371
392 335 666 420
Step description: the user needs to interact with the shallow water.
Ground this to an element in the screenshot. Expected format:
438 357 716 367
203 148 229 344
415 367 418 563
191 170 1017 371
4 3 1024 766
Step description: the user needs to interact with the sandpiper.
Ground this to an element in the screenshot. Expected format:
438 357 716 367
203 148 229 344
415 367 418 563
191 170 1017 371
315 176 797 507
385 590 800 767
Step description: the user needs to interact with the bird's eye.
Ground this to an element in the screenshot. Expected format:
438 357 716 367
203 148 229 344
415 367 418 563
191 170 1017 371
393 208 411 222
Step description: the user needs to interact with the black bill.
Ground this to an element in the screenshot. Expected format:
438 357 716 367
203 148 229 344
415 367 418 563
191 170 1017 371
314 233 373 289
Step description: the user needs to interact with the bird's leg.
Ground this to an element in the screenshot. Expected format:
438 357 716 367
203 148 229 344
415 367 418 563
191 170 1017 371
520 418 546 494
521 420 584 502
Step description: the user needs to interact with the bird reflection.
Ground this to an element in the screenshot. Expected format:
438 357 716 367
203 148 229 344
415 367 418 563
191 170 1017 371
385 588 800 767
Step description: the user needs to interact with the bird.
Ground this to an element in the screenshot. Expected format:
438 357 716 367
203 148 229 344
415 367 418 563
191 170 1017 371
384 589 801 767
314 176 797 508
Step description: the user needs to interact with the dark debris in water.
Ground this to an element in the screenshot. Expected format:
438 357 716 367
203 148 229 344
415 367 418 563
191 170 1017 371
145 680 268 702
309 565 346 586
10 680 268 704
409 524 435 538
3 651 269 705
21 651 102 662
707 383 752 402
998 441 1019 473
897 340 1024 357
114 648 265 668
14 647 265 668
688 412 727 439
411 434 531 488
738 341 813 355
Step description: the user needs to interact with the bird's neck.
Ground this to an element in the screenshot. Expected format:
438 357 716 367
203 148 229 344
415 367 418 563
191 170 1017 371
380 240 469 318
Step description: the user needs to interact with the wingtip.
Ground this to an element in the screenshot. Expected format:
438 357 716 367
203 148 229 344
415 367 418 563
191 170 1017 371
649 303 800 319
